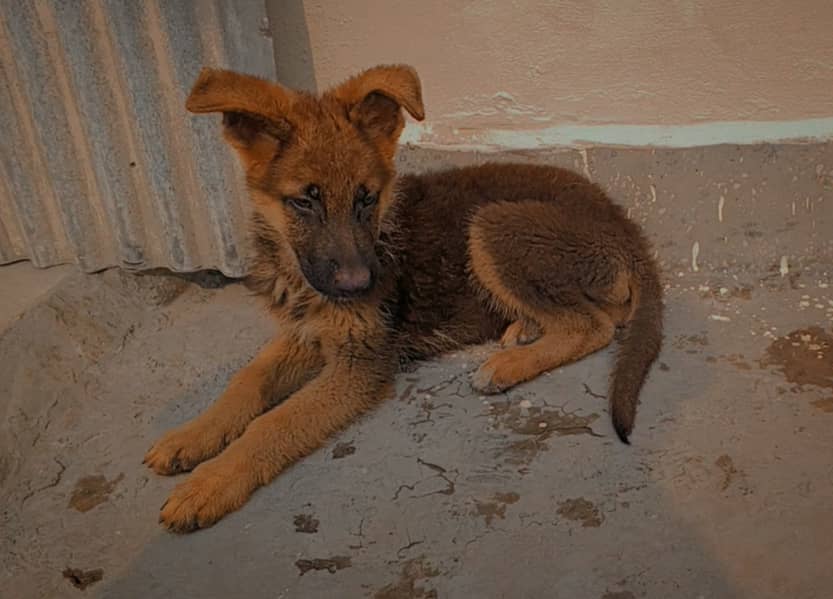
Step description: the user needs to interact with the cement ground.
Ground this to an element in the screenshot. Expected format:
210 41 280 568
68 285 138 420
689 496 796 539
1 144 832 598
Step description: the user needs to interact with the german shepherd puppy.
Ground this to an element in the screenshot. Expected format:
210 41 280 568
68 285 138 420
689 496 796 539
144 65 663 532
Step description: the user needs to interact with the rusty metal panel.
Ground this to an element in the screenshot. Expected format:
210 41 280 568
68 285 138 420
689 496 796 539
0 0 273 276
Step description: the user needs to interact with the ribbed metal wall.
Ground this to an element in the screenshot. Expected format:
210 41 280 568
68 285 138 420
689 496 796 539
0 1 274 276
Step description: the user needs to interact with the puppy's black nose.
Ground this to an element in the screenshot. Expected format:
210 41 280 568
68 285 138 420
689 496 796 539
333 265 371 294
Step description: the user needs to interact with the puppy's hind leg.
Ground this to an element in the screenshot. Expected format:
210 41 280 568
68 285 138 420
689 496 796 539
473 309 615 394
468 201 621 393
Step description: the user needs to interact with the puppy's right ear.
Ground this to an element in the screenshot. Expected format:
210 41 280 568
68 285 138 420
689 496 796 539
186 68 295 168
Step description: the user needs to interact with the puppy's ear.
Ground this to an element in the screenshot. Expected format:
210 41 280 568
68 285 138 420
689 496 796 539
186 68 294 167
330 65 424 156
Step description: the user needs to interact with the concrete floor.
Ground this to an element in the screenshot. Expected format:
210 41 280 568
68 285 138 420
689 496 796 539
1 144 832 598
0 262 73 333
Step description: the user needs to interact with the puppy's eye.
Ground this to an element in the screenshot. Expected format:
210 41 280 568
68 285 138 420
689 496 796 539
287 197 314 212
360 194 377 208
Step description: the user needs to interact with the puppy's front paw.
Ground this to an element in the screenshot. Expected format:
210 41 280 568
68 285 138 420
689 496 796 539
159 460 253 533
144 421 229 475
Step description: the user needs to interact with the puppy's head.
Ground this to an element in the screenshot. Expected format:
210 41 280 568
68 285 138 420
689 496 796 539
187 65 424 300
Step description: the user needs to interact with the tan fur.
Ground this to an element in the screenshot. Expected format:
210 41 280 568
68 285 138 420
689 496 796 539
144 65 664 532
500 319 542 347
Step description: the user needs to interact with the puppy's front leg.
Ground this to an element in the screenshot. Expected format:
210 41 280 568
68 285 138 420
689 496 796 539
158 346 394 532
144 335 323 475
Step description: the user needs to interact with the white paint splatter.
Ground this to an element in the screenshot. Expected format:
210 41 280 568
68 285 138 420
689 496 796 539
691 242 700 272
579 149 591 179
709 314 731 322
650 184 657 203
718 196 725 222
779 256 789 277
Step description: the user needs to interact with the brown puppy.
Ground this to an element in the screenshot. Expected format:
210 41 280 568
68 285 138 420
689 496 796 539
144 65 663 532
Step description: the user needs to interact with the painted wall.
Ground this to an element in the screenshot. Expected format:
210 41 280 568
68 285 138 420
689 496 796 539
283 0 833 148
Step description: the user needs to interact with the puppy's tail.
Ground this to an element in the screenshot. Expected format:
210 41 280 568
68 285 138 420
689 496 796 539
610 264 664 444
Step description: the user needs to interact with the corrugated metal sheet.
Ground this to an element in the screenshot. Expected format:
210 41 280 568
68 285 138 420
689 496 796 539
0 0 274 276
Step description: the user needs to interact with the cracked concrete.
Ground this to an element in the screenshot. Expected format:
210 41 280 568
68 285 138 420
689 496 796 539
1 143 832 598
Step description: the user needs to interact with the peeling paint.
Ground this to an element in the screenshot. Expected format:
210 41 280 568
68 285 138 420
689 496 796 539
400 117 833 152
579 148 591 179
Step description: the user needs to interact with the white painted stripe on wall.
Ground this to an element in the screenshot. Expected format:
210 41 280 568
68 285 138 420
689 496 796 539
400 117 833 151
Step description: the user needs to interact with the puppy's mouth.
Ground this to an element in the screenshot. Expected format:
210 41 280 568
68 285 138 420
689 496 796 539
297 261 377 303
322 279 376 302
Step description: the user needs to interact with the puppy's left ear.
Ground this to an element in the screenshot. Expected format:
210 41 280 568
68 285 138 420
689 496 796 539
330 65 424 155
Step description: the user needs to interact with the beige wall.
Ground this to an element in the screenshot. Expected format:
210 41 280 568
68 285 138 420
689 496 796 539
294 0 833 147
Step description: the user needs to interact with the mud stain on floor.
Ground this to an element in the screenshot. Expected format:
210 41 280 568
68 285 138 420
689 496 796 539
68 473 124 513
673 333 710 355
293 513 319 533
474 491 521 526
811 398 833 412
557 497 604 527
331 440 356 459
489 400 600 466
62 567 103 590
374 556 440 599
715 455 741 491
700 285 753 301
294 556 351 576
760 327 833 407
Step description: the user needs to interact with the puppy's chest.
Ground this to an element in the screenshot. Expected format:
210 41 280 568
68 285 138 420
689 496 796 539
268 275 383 345
268 276 321 336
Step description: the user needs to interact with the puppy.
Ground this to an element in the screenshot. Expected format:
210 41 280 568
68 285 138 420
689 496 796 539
144 65 663 532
